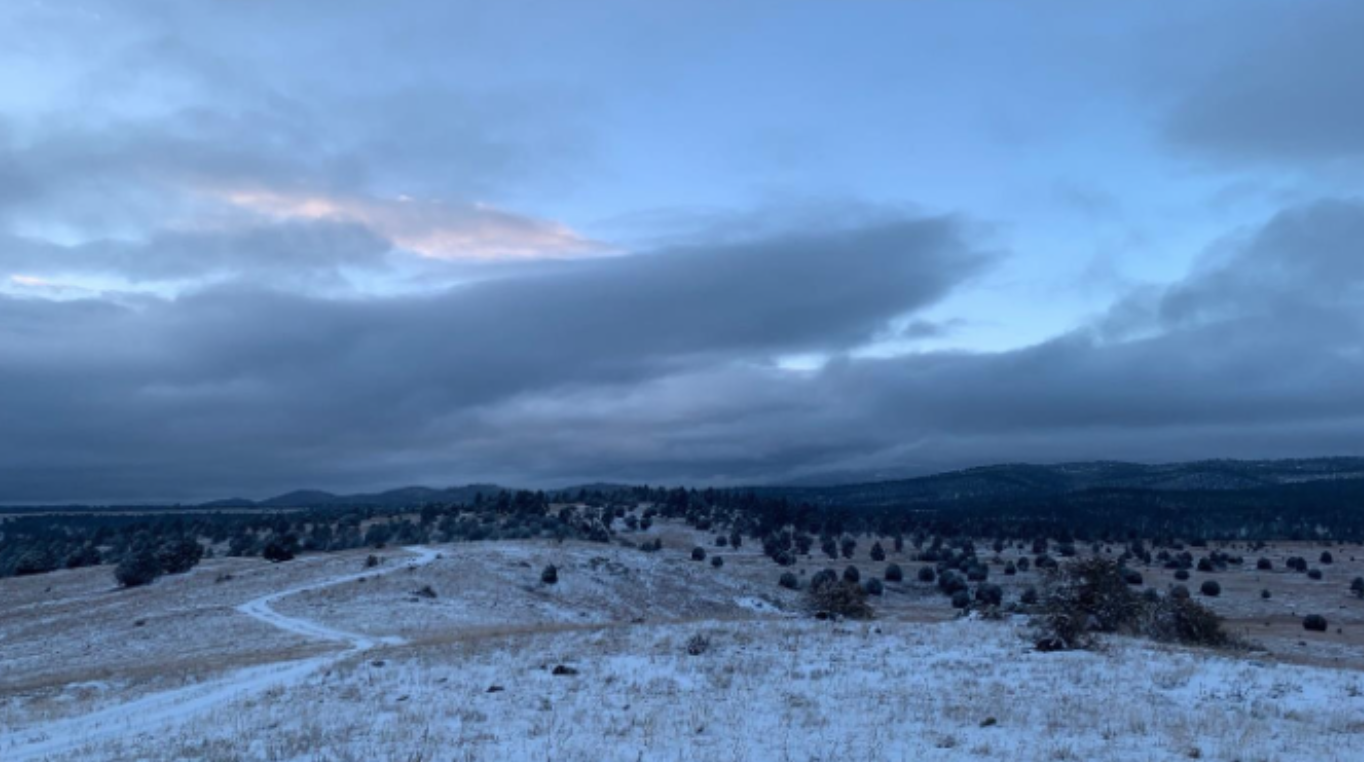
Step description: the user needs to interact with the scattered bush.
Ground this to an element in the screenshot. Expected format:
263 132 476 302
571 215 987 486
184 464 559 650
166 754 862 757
691 547 706 561
1320 551 1333 565
1145 595 1230 647
779 571 800 590
1004 561 1017 576
864 578 884 596
114 550 162 588
1200 580 1221 597
917 566 936 583
541 564 558 584
808 579 874 620
975 583 1003 607
1020 586 1039 606
810 568 839 592
951 589 971 609
884 563 903 582
1351 577 1364 599
1307 568 1323 580
870 542 886 562
710 555 724 568
1122 568 1143 586
1174 569 1191 581
1303 614 1328 632
262 539 296 563
685 633 711 655
156 538 204 575
1256 557 1273 571
1260 589 1271 599
842 565 861 584
1032 558 1231 651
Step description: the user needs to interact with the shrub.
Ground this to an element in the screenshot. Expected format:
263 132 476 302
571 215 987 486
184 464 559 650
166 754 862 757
870 542 886 562
1196 557 1214 573
1033 558 1145 651
1320 551 1333 565
864 578 884 596
1170 584 1191 600
1199 580 1221 597
1020 586 1039 606
950 589 971 609
1004 561 1017 576
715 536 727 547
710 555 724 568
810 568 839 592
691 547 706 562
937 571 967 595
1016 557 1031 572
1307 568 1323 580
842 565 860 584
808 579 874 620
541 564 558 584
966 564 989 582
115 550 162 588
1174 569 1191 581
1351 577 1364 599
1256 558 1273 571
975 583 1003 607
156 538 204 575
1122 568 1143 586
365 554 380 568
1303 614 1328 632
262 540 295 563
917 566 936 583
779 571 800 590
1260 589 1271 599
685 633 711 655
1145 595 1230 647
884 563 903 582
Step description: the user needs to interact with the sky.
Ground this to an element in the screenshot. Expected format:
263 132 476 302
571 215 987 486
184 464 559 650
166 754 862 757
3 1 1364 502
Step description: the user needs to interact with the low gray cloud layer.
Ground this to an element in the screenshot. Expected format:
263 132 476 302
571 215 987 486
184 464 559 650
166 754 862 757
4 197 1363 501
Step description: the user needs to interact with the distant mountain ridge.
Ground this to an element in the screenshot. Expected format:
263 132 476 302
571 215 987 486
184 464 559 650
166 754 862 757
757 457 1364 508
198 484 506 509
197 457 1364 509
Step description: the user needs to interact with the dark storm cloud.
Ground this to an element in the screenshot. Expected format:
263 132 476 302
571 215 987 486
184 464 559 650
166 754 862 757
0 215 987 501
1166 2 1364 163
425 197 1364 486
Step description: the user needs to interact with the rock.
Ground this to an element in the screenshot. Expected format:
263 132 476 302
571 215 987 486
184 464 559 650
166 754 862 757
551 665 578 676
487 685 505 693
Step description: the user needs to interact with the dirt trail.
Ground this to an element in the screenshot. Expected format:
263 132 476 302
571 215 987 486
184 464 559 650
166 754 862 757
0 546 437 762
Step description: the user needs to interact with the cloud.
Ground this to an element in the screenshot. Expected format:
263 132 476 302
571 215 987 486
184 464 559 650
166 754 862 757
0 212 989 501
217 189 605 261
1166 2 1364 164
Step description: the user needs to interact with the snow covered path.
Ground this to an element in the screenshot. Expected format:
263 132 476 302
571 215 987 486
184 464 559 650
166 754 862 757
1 546 438 762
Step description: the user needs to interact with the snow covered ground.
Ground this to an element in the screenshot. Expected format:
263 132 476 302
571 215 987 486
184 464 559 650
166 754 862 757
11 616 1364 762
4 537 1364 761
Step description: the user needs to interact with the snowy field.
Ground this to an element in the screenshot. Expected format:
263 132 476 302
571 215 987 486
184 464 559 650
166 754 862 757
3 539 1364 761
